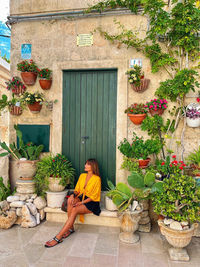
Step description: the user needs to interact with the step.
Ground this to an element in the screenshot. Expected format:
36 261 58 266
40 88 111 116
44 207 120 227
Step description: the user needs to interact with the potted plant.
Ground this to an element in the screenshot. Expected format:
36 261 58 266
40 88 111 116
186 106 200 128
0 125 44 179
34 154 75 192
5 76 26 95
21 91 45 113
152 173 200 261
186 146 200 176
38 68 52 90
126 65 150 93
107 172 163 243
118 132 162 167
145 98 168 116
17 59 39 85
125 103 148 125
0 94 24 116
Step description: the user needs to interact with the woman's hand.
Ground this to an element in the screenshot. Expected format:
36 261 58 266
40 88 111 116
68 195 74 205
73 202 83 207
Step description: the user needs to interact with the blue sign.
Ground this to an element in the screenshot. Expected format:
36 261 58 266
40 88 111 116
21 44 32 59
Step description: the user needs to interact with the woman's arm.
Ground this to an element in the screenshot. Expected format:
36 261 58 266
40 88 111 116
73 197 92 206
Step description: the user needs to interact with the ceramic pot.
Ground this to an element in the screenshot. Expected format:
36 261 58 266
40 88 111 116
105 196 117 211
9 106 22 116
130 78 150 93
186 117 200 128
149 108 164 116
28 102 42 113
11 85 26 95
138 158 151 168
21 72 37 86
17 160 39 179
127 113 146 125
39 79 52 90
48 177 65 192
118 210 142 243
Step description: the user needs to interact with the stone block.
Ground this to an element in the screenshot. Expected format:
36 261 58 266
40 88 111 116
34 196 47 210
139 216 150 225
168 247 189 261
0 200 10 211
0 211 17 229
7 196 20 202
21 205 37 228
138 222 151 233
10 201 25 208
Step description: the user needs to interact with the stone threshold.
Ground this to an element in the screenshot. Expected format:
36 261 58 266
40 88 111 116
44 207 120 227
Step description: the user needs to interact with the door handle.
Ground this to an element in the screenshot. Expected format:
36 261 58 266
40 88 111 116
81 136 89 144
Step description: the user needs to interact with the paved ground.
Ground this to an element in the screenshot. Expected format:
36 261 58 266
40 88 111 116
0 221 199 267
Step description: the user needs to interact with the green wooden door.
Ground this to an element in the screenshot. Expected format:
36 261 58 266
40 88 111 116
62 69 117 190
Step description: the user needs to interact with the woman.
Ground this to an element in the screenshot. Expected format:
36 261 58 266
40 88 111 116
45 158 101 248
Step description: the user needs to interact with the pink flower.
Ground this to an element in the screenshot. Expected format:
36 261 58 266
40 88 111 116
163 105 167 109
197 98 200 103
160 99 163 103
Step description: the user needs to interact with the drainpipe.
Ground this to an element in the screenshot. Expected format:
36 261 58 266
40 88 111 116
7 8 143 25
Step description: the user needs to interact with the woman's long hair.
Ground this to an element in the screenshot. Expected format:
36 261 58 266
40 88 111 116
86 158 100 177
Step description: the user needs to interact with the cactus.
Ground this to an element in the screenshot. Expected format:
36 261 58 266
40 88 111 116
128 171 164 199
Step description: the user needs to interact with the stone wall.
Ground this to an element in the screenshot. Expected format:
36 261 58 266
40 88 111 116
9 0 200 184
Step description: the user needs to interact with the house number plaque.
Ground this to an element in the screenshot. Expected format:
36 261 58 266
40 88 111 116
77 34 93 47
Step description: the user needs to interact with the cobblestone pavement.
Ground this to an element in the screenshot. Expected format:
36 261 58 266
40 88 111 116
0 221 199 267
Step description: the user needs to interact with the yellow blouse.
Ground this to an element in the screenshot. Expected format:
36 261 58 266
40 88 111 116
75 173 101 202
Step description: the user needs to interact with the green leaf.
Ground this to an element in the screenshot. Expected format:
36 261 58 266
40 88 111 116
0 152 9 157
107 180 115 190
144 172 155 187
116 183 132 198
128 171 144 188
112 194 124 206
151 182 164 193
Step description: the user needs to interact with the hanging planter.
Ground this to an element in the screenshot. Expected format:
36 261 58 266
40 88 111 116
145 99 168 116
39 79 52 90
28 102 42 113
130 78 150 93
127 113 146 125
125 104 148 125
17 60 39 86
38 68 53 90
9 105 22 116
5 76 26 95
186 105 200 128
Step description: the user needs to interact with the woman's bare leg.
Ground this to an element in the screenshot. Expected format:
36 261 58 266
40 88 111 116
45 205 91 246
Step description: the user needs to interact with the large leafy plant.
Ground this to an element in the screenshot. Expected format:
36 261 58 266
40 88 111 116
186 146 200 168
152 173 200 223
0 177 12 201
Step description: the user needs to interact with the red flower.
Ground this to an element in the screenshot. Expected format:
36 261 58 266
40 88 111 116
182 163 186 167
170 164 173 167
172 155 176 159
52 160 55 162
161 162 165 166
197 98 200 103
179 166 183 170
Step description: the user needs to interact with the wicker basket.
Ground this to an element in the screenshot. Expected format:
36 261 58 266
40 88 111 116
131 78 150 93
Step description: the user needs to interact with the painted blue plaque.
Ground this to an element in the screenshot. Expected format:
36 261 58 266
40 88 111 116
21 44 32 59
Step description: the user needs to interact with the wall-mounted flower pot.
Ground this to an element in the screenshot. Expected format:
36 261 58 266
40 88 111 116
21 72 37 86
39 79 52 90
11 85 26 95
186 117 200 128
149 108 164 116
127 113 146 125
130 78 150 93
9 106 22 116
28 102 42 113
138 158 151 168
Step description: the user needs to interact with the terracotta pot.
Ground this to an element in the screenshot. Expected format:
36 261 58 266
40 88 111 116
48 177 66 192
39 79 52 90
127 113 146 125
11 85 26 95
21 72 37 86
17 160 39 179
9 106 22 116
158 220 197 248
149 108 164 116
138 158 151 168
130 78 150 93
118 210 142 243
28 102 42 113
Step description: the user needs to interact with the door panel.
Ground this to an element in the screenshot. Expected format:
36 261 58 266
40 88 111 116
62 69 117 190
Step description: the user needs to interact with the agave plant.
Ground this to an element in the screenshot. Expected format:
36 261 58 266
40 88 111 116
106 172 163 212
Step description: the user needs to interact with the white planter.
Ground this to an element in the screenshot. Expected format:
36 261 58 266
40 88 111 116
48 177 65 192
46 190 68 208
105 196 117 211
186 117 200 128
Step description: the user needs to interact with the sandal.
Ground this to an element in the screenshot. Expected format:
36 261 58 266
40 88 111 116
44 236 63 248
62 228 75 239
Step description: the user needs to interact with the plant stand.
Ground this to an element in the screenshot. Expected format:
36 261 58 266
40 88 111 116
168 248 189 261
118 210 142 244
16 179 36 194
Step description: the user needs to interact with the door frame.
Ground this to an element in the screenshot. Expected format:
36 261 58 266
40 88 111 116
50 60 128 186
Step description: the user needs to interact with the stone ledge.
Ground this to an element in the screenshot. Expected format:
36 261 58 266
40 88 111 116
44 207 120 227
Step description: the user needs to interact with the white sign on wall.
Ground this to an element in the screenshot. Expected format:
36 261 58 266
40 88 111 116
130 58 142 68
